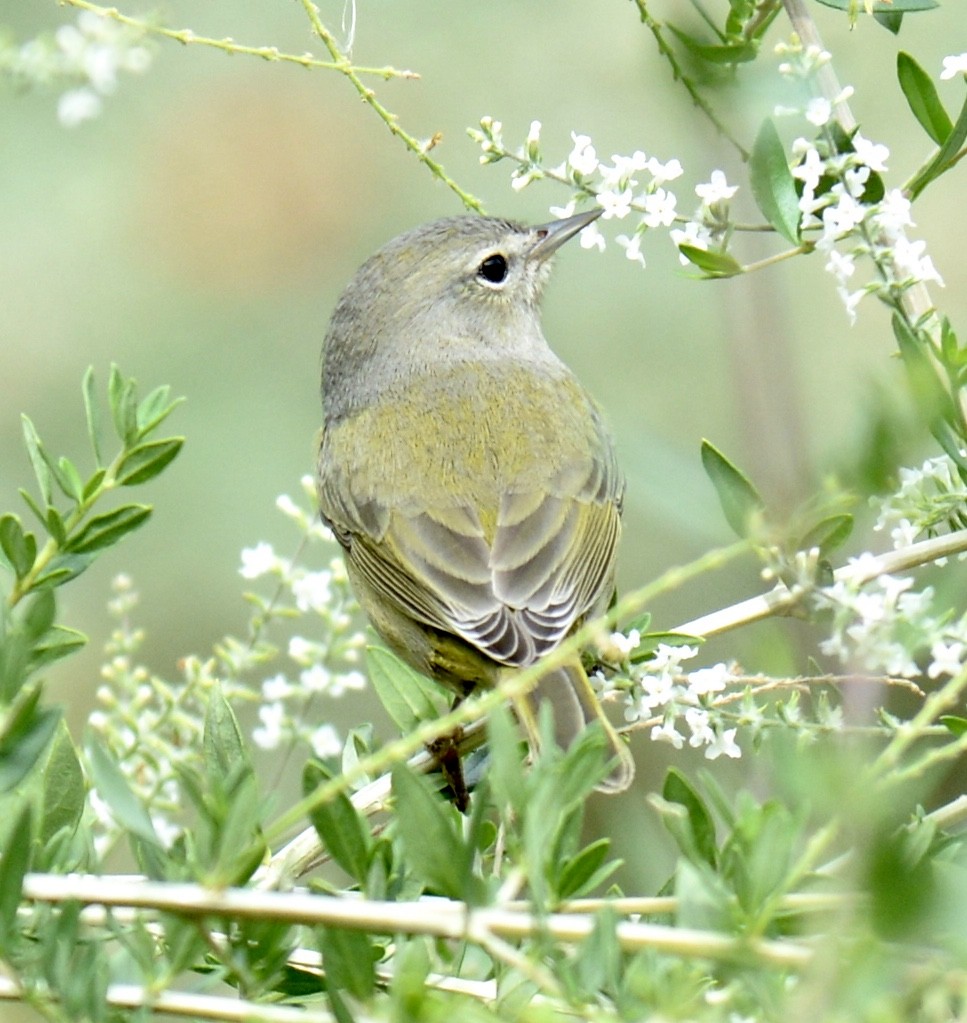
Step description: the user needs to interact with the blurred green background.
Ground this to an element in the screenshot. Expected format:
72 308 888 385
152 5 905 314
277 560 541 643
2 1 966 911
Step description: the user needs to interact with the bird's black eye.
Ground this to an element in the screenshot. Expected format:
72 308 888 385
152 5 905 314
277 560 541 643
477 253 508 284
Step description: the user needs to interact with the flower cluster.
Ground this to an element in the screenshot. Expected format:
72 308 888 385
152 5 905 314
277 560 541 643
89 575 250 852
816 554 967 681
872 455 967 551
603 637 742 760
469 117 686 267
240 476 366 759
1 10 151 126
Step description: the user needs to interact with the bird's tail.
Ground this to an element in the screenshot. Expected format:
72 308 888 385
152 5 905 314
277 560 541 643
513 659 634 794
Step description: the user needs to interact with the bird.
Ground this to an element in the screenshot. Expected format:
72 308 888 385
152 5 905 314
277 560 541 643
316 208 634 795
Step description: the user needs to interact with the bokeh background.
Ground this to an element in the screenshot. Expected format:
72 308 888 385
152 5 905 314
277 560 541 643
2 1 966 909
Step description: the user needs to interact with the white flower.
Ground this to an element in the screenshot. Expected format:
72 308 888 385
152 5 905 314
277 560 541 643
310 724 342 758
292 571 333 613
695 170 738 204
301 664 332 693
599 151 649 191
597 187 634 220
645 156 683 184
262 674 294 701
821 188 866 239
275 493 302 519
686 663 731 697
651 719 685 749
940 53 967 80
549 199 577 220
889 518 919 549
685 708 714 748
253 702 286 750
928 641 965 679
825 249 856 284
641 187 678 228
616 232 646 267
805 97 832 126
670 221 713 264
607 629 641 658
705 728 741 760
875 189 914 231
239 542 279 579
889 236 944 287
288 636 317 663
511 167 542 192
852 134 889 173
567 132 599 176
57 88 102 127
579 220 606 252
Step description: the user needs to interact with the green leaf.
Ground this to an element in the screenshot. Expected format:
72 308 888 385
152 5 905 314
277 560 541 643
366 646 441 732
0 705 60 793
678 245 744 278
55 457 85 504
21 415 53 506
45 506 67 548
813 0 937 9
0 514 37 579
940 715 967 737
391 764 477 902
898 52 953 145
23 588 55 641
798 514 854 557
305 761 372 885
663 768 719 868
908 90 967 199
82 468 107 502
749 119 801 244
203 684 247 780
893 314 957 434
33 554 94 591
66 504 152 554
700 439 765 538
85 735 162 848
319 927 376 1000
873 10 903 32
137 385 183 436
0 803 33 952
667 25 757 64
115 438 183 487
108 365 139 446
82 366 103 466
558 838 619 900
39 721 85 845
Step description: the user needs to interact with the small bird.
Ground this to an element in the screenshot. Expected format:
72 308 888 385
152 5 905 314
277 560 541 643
316 209 634 794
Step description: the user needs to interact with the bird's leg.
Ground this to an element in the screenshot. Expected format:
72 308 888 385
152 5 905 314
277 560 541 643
426 697 469 812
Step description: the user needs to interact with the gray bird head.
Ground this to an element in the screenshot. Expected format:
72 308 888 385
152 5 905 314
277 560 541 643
321 209 602 420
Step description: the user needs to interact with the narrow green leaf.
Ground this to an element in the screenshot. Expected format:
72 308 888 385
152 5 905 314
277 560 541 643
82 468 107 502
85 735 162 848
940 715 967 736
21 415 53 506
873 11 903 32
893 314 956 429
66 504 152 554
664 768 719 868
0 803 33 951
203 684 247 780
0 514 36 580
108 366 138 446
29 626 86 670
799 513 854 556
23 588 55 641
909 90 967 199
898 52 953 145
667 25 757 64
678 245 744 278
115 438 183 487
749 119 801 244
558 838 616 900
18 489 47 531
45 506 67 548
136 385 183 436
0 707 60 793
366 646 441 732
33 554 94 591
319 927 376 1000
305 761 372 884
39 721 85 845
82 366 103 466
700 439 765 538
56 457 85 504
391 764 472 901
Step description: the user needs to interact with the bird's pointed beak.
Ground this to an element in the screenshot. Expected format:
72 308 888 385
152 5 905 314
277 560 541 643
529 207 603 262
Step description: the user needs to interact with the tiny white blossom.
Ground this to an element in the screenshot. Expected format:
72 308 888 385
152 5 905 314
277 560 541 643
852 134 889 173
641 187 678 228
301 664 332 693
579 220 606 252
292 570 333 613
310 724 342 758
685 708 715 748
651 719 685 749
825 249 856 284
597 187 634 220
705 728 741 760
253 702 285 750
645 156 683 184
875 189 914 231
940 53 967 80
890 236 944 287
928 641 965 679
670 221 713 265
695 170 738 204
567 132 599 176
240 542 279 579
686 663 731 697
58 87 102 127
616 232 646 267
549 199 577 220
607 629 641 658
275 493 302 519
805 97 832 126
288 636 317 663
262 674 294 701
